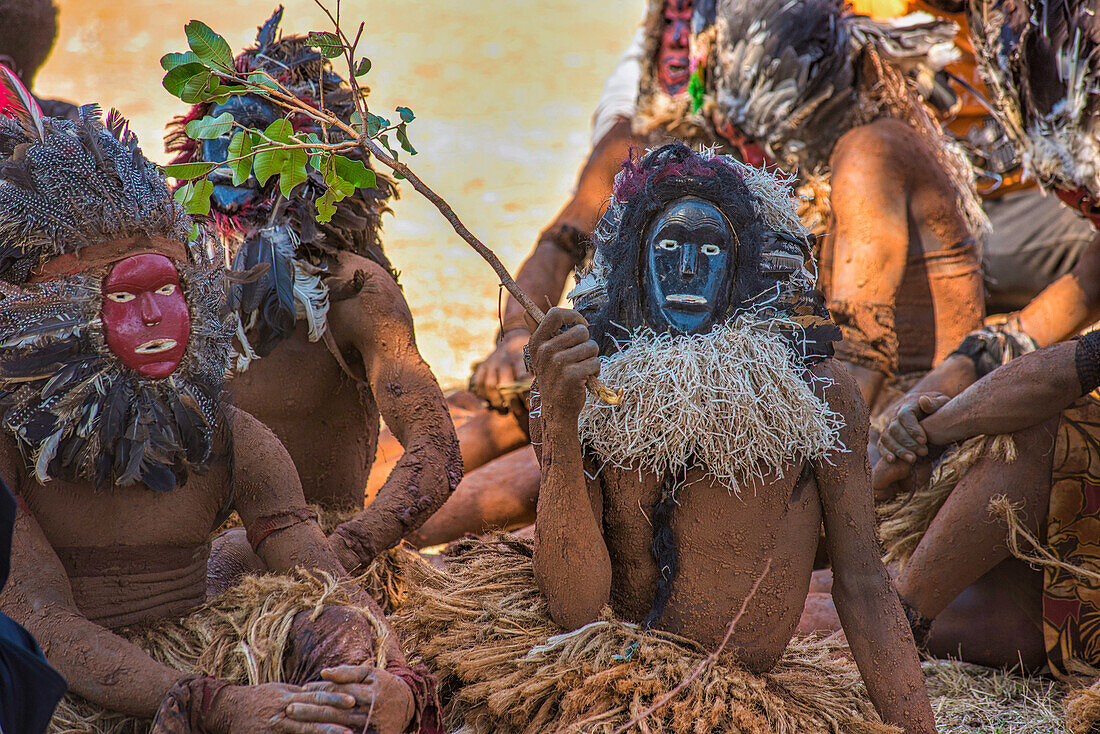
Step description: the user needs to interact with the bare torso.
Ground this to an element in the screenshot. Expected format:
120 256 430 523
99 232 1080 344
822 118 984 374
230 327 376 509
10 432 231 629
598 461 821 670
229 251 392 510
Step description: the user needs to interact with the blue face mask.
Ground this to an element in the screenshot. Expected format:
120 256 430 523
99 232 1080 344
202 95 279 212
643 196 736 335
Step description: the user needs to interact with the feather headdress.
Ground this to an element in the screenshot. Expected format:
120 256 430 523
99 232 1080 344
165 6 398 367
0 107 233 492
699 0 987 234
570 142 839 363
967 0 1100 202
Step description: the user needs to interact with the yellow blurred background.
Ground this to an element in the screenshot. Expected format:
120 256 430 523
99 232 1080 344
37 0 639 388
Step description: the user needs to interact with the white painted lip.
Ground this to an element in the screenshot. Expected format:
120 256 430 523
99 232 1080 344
134 338 178 354
665 294 708 305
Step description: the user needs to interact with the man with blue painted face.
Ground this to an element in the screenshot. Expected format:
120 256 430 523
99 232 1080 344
526 144 936 732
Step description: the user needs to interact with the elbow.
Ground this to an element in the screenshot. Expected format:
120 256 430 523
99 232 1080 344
533 551 611 631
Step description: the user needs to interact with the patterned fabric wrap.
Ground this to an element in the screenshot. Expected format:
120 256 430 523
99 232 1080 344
1044 393 1100 680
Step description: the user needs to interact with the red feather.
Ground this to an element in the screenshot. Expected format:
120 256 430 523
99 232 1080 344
0 63 44 141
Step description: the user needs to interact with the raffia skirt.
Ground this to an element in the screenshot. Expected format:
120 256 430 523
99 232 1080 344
392 534 900 734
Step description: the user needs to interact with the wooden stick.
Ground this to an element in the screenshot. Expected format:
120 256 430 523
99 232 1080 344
356 133 621 404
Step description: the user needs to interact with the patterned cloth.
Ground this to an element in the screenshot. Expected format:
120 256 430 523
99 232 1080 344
1044 393 1100 680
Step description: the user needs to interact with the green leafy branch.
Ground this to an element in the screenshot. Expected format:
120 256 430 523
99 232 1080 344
158 0 620 403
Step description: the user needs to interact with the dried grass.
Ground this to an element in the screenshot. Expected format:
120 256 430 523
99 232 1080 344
577 317 844 496
393 534 897 734
922 660 1066 733
49 570 388 734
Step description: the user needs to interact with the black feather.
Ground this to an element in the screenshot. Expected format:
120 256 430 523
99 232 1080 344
256 6 285 51
234 227 296 357
106 108 139 151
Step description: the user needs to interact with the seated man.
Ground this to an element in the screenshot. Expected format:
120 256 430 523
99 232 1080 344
400 144 936 733
165 8 461 572
804 0 1100 691
412 0 985 547
0 104 431 733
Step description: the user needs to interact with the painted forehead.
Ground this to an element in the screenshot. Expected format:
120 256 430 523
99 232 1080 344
104 254 181 288
653 198 727 228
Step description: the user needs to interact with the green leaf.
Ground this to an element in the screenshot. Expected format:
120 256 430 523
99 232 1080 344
185 112 234 139
162 62 208 97
264 118 294 144
161 51 201 71
161 161 218 180
316 189 338 223
350 111 364 135
173 178 214 216
227 132 254 186
396 106 415 123
332 154 376 189
253 146 288 186
354 58 372 76
307 31 344 59
247 72 279 91
395 123 417 155
185 20 234 71
365 113 388 137
279 148 308 198
379 133 399 161
295 133 323 170
179 72 218 104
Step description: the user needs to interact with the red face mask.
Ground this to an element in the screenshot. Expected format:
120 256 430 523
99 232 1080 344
658 0 693 95
101 254 190 379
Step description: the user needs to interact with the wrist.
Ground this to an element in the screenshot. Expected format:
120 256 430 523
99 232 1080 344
498 324 530 340
200 680 236 734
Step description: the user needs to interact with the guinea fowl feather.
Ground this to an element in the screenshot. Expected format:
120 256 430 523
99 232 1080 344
0 64 44 142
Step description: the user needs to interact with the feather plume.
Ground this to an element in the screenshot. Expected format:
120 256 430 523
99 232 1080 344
292 259 329 342
968 0 1100 197
0 64 43 142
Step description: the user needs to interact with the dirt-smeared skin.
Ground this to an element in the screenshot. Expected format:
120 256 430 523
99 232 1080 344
370 392 528 500
824 118 984 406
230 251 461 570
529 307 935 733
405 444 541 548
0 407 413 732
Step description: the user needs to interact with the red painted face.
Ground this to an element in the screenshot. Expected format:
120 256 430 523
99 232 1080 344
658 0 693 95
101 254 190 379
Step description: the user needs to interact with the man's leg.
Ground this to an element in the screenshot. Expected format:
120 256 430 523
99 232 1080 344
896 417 1057 664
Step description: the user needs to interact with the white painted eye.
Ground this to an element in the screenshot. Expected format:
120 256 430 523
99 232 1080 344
155 284 177 296
657 239 679 251
106 292 135 303
701 244 721 256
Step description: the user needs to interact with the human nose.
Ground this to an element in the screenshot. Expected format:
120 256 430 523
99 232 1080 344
139 293 162 326
680 242 697 278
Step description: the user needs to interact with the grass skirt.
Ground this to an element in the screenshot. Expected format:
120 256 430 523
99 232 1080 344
392 535 899 734
49 569 388 734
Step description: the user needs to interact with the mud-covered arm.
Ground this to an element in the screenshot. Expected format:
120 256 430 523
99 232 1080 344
814 362 936 734
827 126 911 405
918 339 1085 445
1014 232 1100 347
328 264 461 570
472 120 638 403
529 308 611 629
0 449 184 715
232 408 408 668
